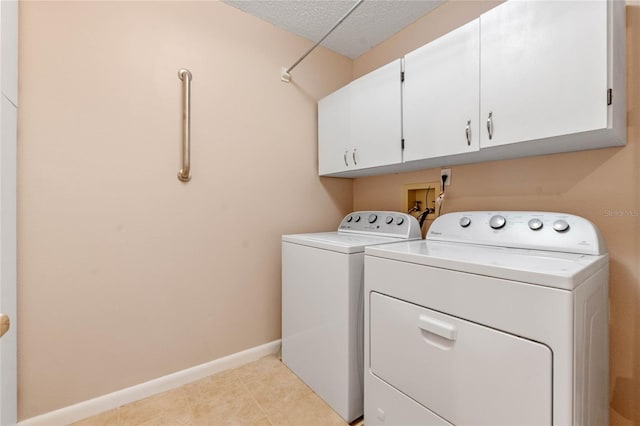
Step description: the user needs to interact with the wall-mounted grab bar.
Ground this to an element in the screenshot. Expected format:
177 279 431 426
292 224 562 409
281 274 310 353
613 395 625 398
178 68 192 182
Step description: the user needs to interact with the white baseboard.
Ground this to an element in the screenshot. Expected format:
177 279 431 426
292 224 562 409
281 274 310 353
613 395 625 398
19 340 281 426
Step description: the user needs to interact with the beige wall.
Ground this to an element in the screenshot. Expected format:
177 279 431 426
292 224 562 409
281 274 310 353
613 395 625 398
353 2 640 426
18 1 353 420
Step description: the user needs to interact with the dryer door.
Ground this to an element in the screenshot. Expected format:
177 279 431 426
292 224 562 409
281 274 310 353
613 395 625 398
369 292 552 426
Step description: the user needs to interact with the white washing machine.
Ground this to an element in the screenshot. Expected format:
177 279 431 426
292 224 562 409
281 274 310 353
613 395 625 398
364 211 609 426
282 211 421 422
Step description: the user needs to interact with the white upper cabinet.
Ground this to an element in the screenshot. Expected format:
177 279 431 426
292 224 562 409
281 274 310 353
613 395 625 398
349 59 403 171
479 0 624 150
1 0 18 105
318 84 351 176
403 19 480 163
317 0 625 178
318 59 402 177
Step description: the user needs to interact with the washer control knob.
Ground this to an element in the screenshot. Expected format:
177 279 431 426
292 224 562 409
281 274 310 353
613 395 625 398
385 216 393 224
396 217 405 225
489 215 507 229
459 217 471 228
368 214 378 224
353 215 361 223
528 218 543 231
553 219 570 233
346 215 353 223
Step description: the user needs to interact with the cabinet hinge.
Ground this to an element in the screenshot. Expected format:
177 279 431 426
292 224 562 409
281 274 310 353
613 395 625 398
401 139 405 150
401 71 405 82
607 88 613 106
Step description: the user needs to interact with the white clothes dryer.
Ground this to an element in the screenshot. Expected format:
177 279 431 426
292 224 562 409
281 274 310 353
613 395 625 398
364 211 609 426
282 211 421 422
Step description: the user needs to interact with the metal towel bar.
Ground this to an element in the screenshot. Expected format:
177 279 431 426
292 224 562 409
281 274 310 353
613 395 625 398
178 68 192 182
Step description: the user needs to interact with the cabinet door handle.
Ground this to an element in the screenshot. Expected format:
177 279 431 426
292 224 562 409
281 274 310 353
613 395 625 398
487 111 494 141
418 315 457 341
465 120 472 146
344 150 349 167
352 148 357 166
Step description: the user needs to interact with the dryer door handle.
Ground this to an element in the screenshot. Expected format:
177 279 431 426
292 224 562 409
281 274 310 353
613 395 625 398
418 315 457 341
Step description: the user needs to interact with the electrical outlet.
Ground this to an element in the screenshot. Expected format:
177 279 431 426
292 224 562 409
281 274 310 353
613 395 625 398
441 168 452 186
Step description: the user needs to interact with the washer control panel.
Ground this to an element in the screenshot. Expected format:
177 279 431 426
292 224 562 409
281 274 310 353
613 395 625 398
339 211 421 239
428 211 606 255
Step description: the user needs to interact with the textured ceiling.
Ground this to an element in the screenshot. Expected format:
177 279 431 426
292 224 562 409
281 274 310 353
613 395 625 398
223 0 445 59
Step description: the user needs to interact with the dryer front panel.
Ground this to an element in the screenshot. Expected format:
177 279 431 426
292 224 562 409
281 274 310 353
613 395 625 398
369 292 552 426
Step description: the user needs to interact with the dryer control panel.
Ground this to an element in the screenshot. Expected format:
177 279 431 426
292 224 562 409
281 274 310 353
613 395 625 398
339 211 421 240
427 211 606 255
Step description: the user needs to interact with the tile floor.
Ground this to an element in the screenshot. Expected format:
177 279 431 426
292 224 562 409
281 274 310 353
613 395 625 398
70 355 358 426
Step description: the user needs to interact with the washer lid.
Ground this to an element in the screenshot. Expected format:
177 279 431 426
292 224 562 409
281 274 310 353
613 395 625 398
283 232 414 254
365 240 608 290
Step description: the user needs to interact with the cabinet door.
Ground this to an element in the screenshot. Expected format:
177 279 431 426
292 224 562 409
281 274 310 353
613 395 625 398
1 0 18 105
480 0 608 148
404 19 480 162
350 59 402 170
0 95 17 426
318 85 351 175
